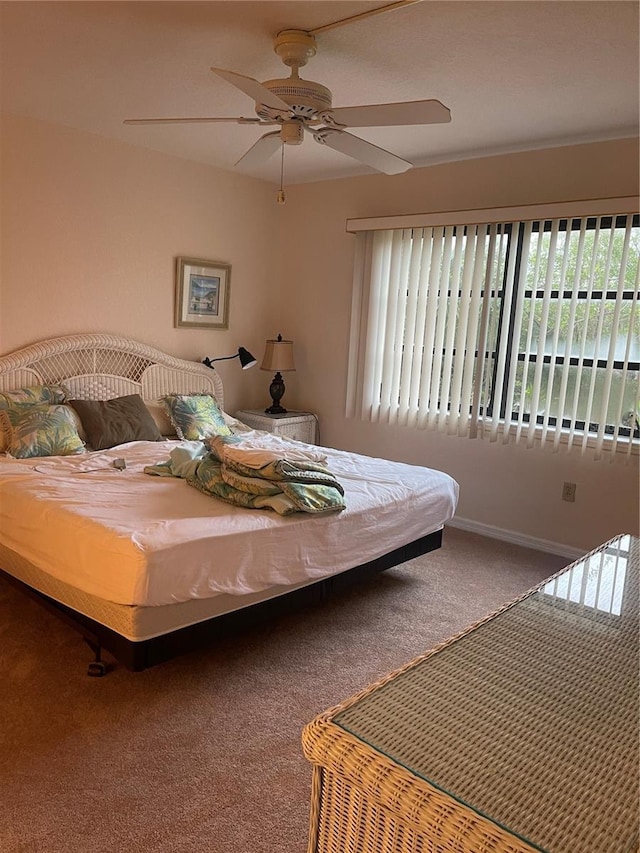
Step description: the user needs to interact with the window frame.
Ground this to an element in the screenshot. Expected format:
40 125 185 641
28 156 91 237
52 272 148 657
487 214 640 441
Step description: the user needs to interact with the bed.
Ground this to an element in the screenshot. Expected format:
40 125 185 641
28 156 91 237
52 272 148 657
0 333 459 674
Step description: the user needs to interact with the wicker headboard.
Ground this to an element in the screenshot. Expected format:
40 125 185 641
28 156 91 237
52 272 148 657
0 333 224 409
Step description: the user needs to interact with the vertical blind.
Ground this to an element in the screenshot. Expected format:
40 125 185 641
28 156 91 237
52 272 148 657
347 223 514 435
346 213 640 457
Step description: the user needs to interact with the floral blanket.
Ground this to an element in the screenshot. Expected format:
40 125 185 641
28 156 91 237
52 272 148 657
144 436 346 516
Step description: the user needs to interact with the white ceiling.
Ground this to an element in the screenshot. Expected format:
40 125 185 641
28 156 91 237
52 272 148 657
1 1 638 186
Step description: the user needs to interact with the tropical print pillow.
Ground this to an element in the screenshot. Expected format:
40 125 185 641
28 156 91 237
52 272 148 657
162 394 231 441
0 385 67 453
0 384 66 408
3 403 85 458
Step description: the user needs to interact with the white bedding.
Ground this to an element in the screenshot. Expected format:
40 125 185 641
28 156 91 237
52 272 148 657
0 431 458 607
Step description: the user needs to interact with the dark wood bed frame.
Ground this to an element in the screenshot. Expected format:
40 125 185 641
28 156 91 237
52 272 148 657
1 529 442 675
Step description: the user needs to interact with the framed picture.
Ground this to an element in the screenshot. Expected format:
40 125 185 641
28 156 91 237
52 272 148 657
174 257 230 329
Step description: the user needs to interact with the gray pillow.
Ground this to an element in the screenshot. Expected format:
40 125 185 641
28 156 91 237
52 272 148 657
69 394 163 450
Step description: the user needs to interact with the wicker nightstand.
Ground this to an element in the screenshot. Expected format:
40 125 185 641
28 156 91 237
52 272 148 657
235 409 318 444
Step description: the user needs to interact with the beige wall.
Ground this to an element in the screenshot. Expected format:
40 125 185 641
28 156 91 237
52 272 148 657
1 116 638 554
275 139 640 554
0 114 279 414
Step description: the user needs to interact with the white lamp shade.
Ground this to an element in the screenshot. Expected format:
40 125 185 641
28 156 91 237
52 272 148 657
261 338 295 372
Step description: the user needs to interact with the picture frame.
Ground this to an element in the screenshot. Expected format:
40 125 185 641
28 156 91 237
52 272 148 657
174 257 230 329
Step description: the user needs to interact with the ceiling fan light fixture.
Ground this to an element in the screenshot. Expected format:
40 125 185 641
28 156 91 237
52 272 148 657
280 121 304 145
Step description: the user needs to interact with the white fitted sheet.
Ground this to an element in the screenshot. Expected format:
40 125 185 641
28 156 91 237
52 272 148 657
0 433 458 607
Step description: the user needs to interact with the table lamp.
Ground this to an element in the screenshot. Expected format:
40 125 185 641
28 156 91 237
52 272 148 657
261 334 295 414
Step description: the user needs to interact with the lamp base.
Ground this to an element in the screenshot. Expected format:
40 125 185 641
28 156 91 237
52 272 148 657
265 371 287 414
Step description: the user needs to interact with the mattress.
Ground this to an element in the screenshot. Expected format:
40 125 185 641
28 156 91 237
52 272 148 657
0 542 339 641
0 432 459 608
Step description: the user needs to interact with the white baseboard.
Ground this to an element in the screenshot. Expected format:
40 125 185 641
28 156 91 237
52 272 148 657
446 516 585 561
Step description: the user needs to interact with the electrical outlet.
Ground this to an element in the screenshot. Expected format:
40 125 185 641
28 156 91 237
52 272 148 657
562 481 576 502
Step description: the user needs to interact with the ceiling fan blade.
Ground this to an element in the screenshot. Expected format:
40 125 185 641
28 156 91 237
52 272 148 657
211 67 291 112
328 99 451 127
312 128 411 175
235 131 282 168
123 116 271 126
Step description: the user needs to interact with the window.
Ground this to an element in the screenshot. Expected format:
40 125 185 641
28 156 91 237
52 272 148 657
347 210 639 457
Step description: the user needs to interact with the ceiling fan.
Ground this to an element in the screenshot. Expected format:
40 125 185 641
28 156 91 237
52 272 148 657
124 28 451 176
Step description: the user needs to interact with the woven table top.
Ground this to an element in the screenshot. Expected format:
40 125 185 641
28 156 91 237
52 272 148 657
331 534 639 853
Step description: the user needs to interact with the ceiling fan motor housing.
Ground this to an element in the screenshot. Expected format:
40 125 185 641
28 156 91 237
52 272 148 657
260 77 332 119
259 29 332 120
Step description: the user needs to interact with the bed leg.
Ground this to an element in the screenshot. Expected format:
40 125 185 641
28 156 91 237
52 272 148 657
84 637 107 677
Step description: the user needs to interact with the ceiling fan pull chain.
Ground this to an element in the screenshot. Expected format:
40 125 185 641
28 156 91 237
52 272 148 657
277 143 286 205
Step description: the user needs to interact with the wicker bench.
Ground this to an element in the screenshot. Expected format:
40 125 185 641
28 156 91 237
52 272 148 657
303 534 639 853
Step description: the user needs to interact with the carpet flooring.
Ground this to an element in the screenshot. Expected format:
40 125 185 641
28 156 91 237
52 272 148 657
0 528 568 853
